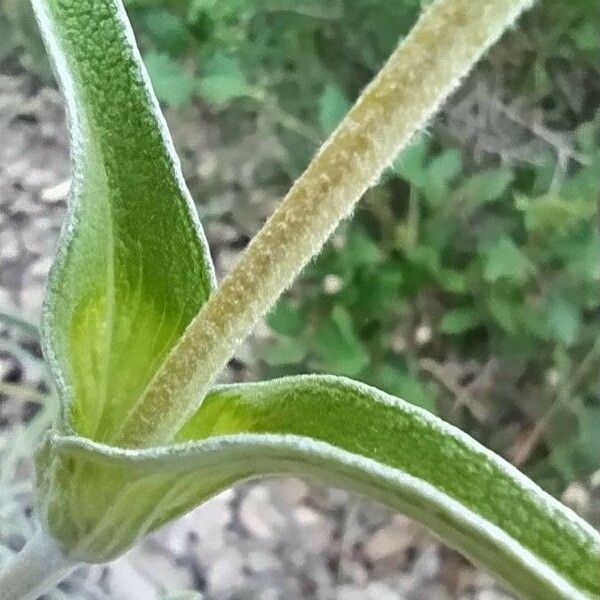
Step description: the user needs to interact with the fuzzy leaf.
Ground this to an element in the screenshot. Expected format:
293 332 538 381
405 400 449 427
37 376 600 600
33 0 216 441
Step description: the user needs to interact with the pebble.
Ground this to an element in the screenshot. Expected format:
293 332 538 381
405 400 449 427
0 228 19 261
106 557 158 599
205 546 246 594
562 482 591 514
364 516 417 563
41 179 70 203
239 486 286 540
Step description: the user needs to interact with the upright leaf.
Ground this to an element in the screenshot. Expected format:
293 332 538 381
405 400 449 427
33 0 216 440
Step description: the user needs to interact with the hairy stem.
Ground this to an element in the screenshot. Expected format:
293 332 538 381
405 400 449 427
117 0 534 447
0 531 78 600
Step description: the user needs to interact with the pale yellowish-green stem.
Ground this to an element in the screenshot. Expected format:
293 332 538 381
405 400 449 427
0 531 76 600
116 0 534 448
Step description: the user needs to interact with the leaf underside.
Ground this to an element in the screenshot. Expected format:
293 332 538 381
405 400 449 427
37 376 600 600
34 0 215 441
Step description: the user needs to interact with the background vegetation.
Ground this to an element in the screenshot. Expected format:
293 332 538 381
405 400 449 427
2 0 600 498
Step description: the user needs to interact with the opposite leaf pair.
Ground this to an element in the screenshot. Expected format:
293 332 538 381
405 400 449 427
6 0 599 599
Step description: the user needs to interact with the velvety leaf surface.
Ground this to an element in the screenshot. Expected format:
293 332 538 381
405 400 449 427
37 376 600 599
33 0 215 440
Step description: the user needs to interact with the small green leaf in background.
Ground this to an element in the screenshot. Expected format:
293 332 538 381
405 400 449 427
429 148 462 184
565 231 600 281
198 54 253 105
263 337 306 366
141 9 189 56
440 306 484 334
377 365 436 411
486 294 519 334
544 296 581 347
318 83 351 135
267 299 306 337
313 306 369 376
458 168 514 205
338 228 381 271
550 406 600 481
144 51 197 106
573 20 600 51
0 16 17 61
483 236 533 283
262 0 344 19
579 406 600 468
436 268 467 294
392 133 429 187
516 193 597 235
422 147 462 205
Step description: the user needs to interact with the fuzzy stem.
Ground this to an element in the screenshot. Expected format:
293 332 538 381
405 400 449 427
0 531 78 600
116 0 534 447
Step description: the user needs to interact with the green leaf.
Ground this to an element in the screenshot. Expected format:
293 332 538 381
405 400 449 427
483 237 533 283
312 306 369 376
198 54 252 104
392 133 429 187
578 407 600 470
267 299 305 337
262 337 306 366
429 148 462 183
318 83 351 135
422 148 462 205
573 21 600 50
261 0 344 19
337 227 381 271
565 231 600 281
33 0 216 441
440 306 483 334
141 9 189 56
459 169 514 205
436 268 467 294
544 297 581 347
516 194 597 235
549 407 600 481
376 365 436 412
144 51 197 106
37 376 600 600
486 295 518 334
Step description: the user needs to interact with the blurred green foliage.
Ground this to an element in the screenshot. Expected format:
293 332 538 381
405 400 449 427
2 0 600 494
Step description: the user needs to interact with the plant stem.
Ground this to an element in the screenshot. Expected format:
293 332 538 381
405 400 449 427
117 0 534 447
0 531 78 600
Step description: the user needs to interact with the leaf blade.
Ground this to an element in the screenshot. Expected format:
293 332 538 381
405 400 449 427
39 376 600 599
33 0 216 440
